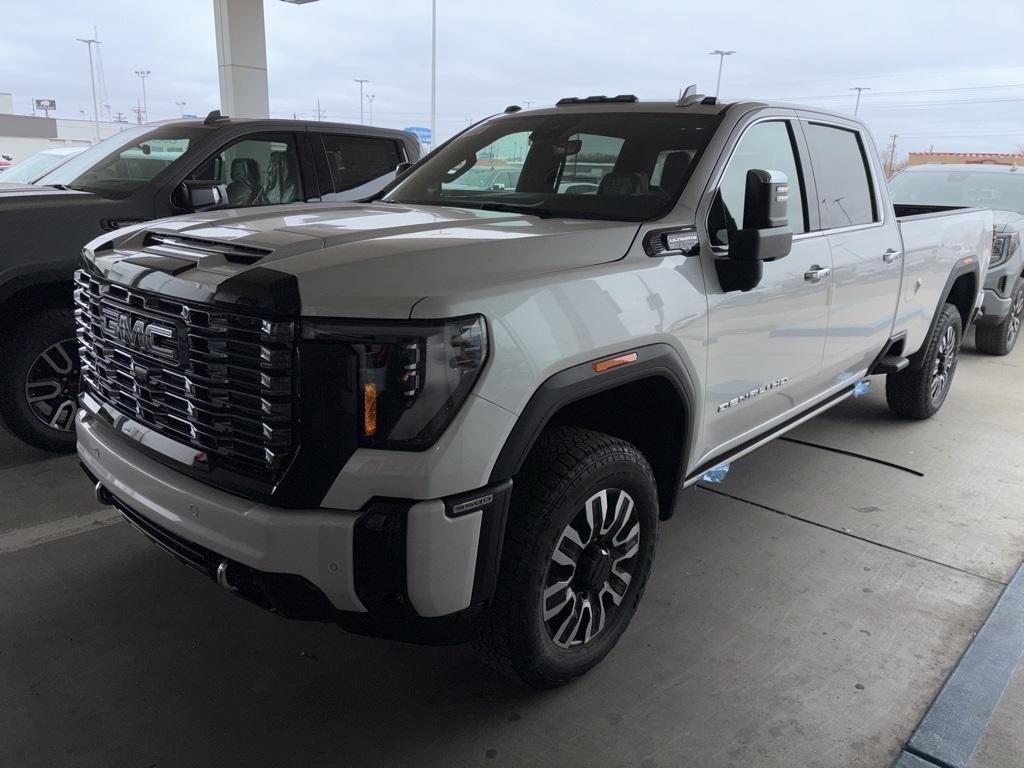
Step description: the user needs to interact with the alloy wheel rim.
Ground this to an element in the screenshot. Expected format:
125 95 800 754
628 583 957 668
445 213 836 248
542 488 640 649
24 338 80 432
1007 290 1024 346
929 324 958 404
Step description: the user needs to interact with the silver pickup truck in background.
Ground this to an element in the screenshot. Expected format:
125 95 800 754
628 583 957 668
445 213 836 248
76 94 991 687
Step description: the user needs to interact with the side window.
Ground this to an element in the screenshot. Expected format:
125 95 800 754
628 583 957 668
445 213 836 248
803 123 877 229
189 133 302 208
320 135 401 199
710 121 807 245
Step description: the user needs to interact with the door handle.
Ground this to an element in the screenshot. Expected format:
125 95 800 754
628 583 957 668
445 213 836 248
882 248 902 263
804 265 832 283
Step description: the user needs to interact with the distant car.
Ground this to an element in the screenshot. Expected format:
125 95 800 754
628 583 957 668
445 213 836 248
444 164 521 191
0 153 13 172
0 147 86 185
890 163 1024 355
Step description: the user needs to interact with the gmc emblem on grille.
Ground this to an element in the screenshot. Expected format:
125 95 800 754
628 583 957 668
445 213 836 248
106 312 179 364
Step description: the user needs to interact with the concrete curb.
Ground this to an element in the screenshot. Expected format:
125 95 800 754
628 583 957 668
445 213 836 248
891 560 1024 768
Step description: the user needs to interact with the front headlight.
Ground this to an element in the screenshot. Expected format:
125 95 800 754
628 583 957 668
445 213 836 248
301 315 488 450
991 230 1020 268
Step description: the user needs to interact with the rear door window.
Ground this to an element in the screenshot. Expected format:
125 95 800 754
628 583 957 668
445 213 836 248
318 134 402 199
803 123 877 229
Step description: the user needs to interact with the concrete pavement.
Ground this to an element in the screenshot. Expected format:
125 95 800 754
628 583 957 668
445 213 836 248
1 331 1022 768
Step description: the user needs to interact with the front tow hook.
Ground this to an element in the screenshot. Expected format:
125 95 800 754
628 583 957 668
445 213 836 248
216 561 239 592
94 482 114 506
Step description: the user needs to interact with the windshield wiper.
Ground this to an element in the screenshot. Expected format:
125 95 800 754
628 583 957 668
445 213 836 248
43 183 83 191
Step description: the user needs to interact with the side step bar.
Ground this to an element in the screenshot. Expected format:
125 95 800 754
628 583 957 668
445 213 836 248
872 355 910 375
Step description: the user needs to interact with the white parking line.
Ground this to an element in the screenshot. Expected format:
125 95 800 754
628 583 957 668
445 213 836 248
0 510 123 555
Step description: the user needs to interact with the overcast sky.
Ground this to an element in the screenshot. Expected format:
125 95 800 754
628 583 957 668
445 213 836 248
3 0 1023 158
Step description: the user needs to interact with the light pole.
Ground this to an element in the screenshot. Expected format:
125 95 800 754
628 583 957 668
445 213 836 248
76 36 102 141
175 100 186 117
430 0 436 150
850 86 871 116
709 50 735 98
354 79 369 124
135 70 151 122
366 94 375 126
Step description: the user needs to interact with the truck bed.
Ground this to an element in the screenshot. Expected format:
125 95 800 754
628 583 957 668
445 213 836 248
894 205 993 354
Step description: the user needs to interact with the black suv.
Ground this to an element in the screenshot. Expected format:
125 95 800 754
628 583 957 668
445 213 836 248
0 112 419 451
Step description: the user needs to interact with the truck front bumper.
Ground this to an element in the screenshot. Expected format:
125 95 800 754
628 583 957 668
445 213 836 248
77 408 511 644
978 286 1013 325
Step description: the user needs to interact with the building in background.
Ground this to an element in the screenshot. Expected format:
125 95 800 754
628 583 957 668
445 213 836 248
908 151 1024 167
0 92 130 162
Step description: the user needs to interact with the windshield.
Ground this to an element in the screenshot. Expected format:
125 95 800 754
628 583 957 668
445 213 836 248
384 112 720 221
36 124 210 197
0 150 82 184
890 169 1024 214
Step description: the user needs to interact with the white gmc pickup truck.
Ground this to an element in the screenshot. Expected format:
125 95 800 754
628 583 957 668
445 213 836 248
76 94 992 688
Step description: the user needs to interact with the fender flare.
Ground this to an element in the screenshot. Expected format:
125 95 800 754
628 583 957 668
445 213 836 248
908 259 981 371
488 343 699 518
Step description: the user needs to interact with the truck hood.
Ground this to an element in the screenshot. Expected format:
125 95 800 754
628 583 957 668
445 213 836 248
90 202 641 318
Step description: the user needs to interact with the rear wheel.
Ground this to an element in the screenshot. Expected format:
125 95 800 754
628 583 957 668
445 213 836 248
886 302 962 420
976 278 1024 356
477 426 658 688
0 308 80 452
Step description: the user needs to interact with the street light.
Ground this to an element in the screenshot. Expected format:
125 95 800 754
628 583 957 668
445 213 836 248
76 36 102 141
430 0 436 150
354 79 369 124
175 100 186 117
709 50 735 98
850 86 871 116
366 94 375 126
134 70 151 123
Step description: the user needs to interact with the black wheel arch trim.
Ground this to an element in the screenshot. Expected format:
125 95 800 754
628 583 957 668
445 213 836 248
908 259 980 371
488 343 698 519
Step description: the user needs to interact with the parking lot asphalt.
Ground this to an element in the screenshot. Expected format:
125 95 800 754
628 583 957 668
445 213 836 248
1 329 1022 768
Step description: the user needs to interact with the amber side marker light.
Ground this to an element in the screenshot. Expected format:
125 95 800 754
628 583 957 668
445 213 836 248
363 383 378 436
592 351 638 373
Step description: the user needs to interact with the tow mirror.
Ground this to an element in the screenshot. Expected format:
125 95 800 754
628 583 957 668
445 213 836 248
178 179 229 211
717 169 794 292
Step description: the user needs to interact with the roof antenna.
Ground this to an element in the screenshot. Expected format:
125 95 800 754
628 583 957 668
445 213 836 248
676 84 705 107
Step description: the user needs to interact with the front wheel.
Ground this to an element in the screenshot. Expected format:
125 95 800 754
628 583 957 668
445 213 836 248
886 302 962 420
0 308 80 452
477 426 658 688
976 278 1024 356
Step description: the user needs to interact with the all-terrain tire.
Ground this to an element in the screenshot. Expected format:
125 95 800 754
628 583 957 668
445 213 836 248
885 302 962 420
975 277 1024 356
476 426 658 688
0 308 79 452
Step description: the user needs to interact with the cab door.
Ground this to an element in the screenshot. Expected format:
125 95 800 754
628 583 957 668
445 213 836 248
696 115 833 465
797 116 903 380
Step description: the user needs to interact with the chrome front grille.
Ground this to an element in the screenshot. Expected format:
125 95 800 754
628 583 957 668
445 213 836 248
74 269 297 479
